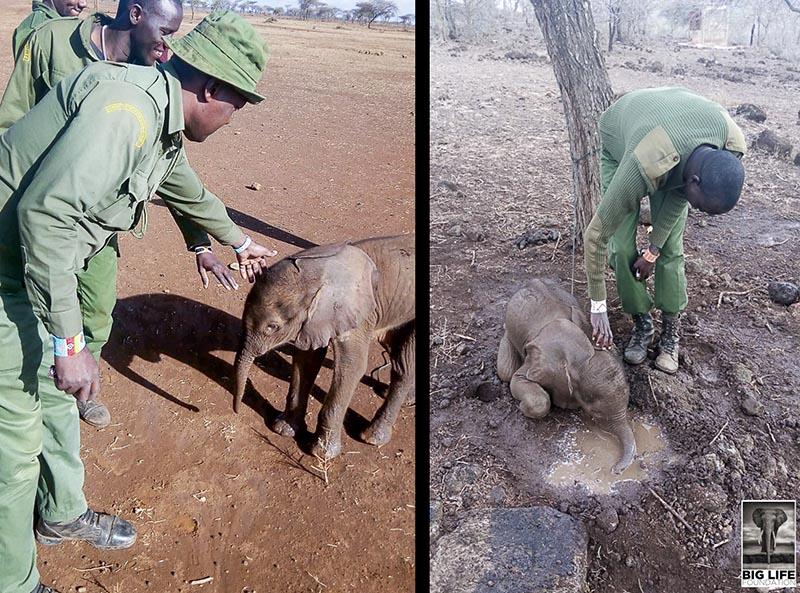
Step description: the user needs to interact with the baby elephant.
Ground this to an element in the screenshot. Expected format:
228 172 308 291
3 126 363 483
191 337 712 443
234 234 415 460
497 279 636 474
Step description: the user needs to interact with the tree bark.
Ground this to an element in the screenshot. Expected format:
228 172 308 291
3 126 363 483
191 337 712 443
529 0 614 241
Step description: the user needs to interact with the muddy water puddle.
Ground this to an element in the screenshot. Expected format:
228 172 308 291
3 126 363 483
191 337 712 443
548 416 668 495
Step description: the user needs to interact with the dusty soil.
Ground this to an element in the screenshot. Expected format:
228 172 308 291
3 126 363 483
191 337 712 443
430 39 800 592
1 2 415 592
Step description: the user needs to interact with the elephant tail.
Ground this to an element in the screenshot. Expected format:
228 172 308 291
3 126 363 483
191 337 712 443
602 412 636 475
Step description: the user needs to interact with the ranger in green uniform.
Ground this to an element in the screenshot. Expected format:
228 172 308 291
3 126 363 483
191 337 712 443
584 87 746 373
12 0 87 59
1 0 242 428
0 11 273 593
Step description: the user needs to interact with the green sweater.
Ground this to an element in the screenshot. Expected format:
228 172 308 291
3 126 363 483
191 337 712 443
584 87 747 302
0 12 212 250
11 1 60 59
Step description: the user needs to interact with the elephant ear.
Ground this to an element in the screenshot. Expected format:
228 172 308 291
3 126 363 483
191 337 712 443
293 245 378 350
776 509 788 529
753 508 765 528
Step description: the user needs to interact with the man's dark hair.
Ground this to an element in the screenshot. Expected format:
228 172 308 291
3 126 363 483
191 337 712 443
698 149 745 213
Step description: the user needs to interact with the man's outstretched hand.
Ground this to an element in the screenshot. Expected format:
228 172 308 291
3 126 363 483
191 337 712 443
52 348 100 402
197 250 239 290
236 240 277 283
590 311 614 350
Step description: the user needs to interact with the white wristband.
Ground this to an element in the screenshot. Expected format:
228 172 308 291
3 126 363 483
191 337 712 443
590 300 607 314
194 245 213 255
233 235 252 254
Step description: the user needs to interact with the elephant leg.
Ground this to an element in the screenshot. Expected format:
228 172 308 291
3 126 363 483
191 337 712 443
271 346 327 438
362 323 415 446
510 372 551 419
311 332 371 460
497 330 522 383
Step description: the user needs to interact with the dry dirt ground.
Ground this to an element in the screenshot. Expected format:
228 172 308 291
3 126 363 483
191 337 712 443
430 38 800 592
1 2 415 592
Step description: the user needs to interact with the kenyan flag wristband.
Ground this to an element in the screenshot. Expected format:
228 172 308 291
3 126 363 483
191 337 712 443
53 332 86 357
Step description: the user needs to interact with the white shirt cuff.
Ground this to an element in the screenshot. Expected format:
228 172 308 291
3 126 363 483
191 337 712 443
590 300 607 314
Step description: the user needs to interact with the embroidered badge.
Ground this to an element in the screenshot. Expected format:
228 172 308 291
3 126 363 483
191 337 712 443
104 102 148 148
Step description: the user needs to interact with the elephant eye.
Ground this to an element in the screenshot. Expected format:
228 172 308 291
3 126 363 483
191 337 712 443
266 323 279 333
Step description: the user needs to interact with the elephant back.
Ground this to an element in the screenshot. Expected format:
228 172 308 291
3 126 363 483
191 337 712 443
505 279 587 348
354 234 415 330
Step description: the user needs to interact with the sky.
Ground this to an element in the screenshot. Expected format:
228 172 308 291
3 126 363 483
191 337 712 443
257 0 416 16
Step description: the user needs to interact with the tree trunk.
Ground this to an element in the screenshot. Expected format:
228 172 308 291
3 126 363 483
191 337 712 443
529 0 614 241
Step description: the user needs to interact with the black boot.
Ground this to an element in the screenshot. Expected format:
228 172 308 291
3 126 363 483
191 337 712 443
624 313 654 365
31 584 62 593
35 508 136 550
655 312 681 374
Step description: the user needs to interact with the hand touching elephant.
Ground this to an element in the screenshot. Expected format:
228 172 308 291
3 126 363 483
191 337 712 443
234 234 415 460
497 279 636 474
753 508 788 566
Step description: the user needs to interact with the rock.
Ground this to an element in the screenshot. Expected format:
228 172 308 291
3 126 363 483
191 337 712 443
445 224 463 237
476 382 500 402
595 507 619 534
735 103 767 123
686 483 728 513
732 363 753 385
246 182 262 191
430 500 442 543
753 129 792 157
740 391 763 416
430 507 588 593
671 66 686 76
645 60 664 72
441 436 455 448
489 485 507 505
463 227 486 242
438 180 463 194
487 418 501 429
444 463 483 498
767 281 800 305
438 398 451 409
228 261 240 271
515 228 560 249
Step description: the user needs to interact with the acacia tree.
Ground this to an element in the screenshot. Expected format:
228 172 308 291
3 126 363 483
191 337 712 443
355 0 398 28
529 0 614 241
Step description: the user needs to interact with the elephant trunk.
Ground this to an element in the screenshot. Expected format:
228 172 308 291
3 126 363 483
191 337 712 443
601 412 636 475
233 331 264 414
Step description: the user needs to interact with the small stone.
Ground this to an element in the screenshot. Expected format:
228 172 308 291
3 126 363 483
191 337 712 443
463 227 485 242
488 418 501 429
77 588 87 593
698 219 708 228
441 436 455 448
595 507 619 534
489 486 507 505
735 103 767 123
732 363 753 385
438 398 451 409
445 224 462 237
246 182 262 191
476 382 499 402
228 262 240 271
740 392 763 416
753 129 793 157
768 281 800 305
625 555 635 567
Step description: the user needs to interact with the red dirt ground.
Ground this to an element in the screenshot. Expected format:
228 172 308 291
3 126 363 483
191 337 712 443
0 2 415 592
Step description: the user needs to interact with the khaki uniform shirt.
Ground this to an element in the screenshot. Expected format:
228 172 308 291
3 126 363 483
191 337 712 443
0 12 212 249
11 1 59 59
0 61 245 338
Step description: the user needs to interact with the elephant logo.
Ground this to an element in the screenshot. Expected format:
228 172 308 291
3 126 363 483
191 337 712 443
741 500 796 588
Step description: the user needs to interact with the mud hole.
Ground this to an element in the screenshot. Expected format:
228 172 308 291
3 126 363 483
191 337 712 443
430 40 800 592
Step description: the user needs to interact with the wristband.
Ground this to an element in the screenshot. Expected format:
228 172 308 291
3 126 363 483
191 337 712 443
234 235 252 254
642 248 659 263
53 332 86 357
194 245 213 255
590 300 607 314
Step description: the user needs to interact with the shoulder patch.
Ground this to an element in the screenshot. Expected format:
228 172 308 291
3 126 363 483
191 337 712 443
720 110 747 156
105 102 148 148
633 125 680 193
22 42 31 63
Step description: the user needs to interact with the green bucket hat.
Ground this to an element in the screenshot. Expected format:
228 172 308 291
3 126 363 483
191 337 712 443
166 10 269 104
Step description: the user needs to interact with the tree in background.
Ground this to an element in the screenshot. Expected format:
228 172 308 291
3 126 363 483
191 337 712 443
529 0 614 241
399 13 415 26
355 0 398 28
